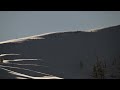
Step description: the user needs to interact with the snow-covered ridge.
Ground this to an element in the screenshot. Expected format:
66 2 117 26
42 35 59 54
90 24 120 32
1 25 120 44
0 35 44 44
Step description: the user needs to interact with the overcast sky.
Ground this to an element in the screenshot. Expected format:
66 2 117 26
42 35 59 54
0 11 120 42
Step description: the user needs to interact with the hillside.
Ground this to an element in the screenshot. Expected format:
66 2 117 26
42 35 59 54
0 25 120 79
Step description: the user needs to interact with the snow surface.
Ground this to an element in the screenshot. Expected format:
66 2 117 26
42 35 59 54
0 25 120 79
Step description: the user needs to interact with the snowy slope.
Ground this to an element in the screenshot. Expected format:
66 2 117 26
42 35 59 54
0 25 120 79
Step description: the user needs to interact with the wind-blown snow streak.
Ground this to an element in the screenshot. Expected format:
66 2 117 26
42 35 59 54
3 62 48 67
0 65 52 76
0 54 20 57
1 68 62 79
3 59 42 63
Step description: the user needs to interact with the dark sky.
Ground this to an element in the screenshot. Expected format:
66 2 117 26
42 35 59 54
0 11 120 42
